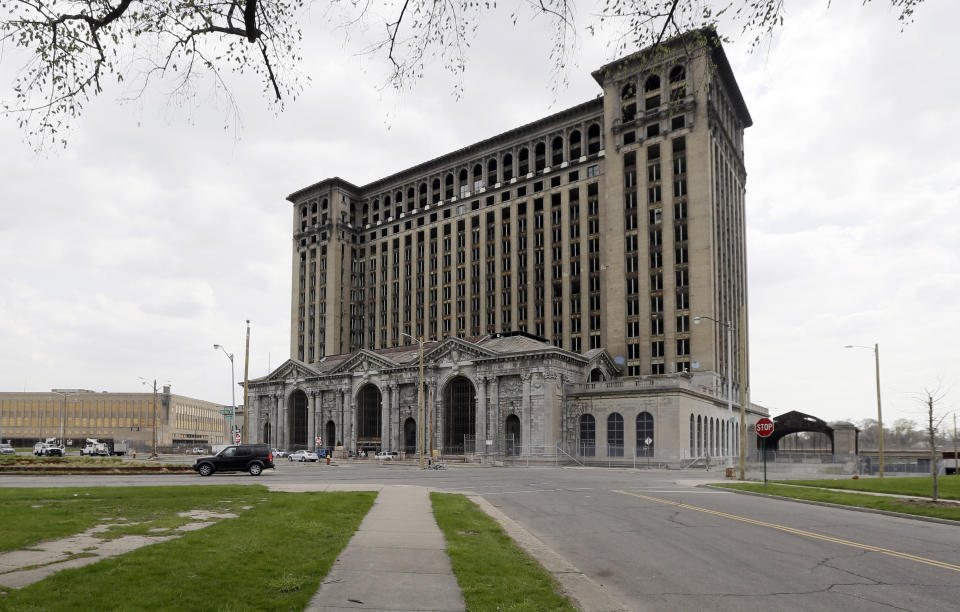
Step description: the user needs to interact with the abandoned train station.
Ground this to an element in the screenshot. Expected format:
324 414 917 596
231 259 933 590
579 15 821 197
249 31 770 464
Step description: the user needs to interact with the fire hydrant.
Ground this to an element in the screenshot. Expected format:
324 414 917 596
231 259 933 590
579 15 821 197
132 450 137 459
326 456 330 466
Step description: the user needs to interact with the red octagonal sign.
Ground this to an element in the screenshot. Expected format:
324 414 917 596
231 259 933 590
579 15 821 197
755 417 774 438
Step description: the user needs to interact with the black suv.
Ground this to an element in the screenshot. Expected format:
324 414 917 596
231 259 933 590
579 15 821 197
193 444 274 476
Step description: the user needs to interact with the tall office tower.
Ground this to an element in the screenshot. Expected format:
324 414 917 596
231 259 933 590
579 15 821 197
286 29 750 390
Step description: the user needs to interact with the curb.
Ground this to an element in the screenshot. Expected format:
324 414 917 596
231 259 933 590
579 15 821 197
705 484 960 527
469 494 632 612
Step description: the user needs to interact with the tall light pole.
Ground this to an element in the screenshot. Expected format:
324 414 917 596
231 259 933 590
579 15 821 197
51 389 87 448
138 378 159 458
213 344 237 443
401 332 428 469
845 343 884 477
693 316 736 469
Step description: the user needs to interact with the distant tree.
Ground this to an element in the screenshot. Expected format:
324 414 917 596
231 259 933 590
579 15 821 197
919 385 948 501
0 0 928 147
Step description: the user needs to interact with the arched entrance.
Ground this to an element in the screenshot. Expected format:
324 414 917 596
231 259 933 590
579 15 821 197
290 390 308 449
356 384 382 450
589 368 605 381
505 414 521 455
325 420 336 449
404 417 417 455
442 376 476 454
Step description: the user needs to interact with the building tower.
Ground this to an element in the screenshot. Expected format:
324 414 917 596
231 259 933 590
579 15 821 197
285 29 750 393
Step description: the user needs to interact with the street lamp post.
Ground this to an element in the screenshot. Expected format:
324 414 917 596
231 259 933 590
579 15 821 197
693 316 736 469
844 343 884 477
138 378 159 458
213 344 237 443
401 332 428 469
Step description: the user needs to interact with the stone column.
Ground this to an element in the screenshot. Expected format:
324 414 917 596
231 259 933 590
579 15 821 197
390 383 400 452
432 378 442 454
381 384 392 451
335 388 343 448
349 386 357 451
308 391 316 450
279 392 288 449
272 394 280 448
489 376 500 452
251 395 261 444
521 373 531 455
475 376 487 455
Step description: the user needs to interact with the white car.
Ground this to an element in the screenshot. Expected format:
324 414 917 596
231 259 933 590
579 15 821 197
375 451 398 460
0 443 15 455
288 450 319 462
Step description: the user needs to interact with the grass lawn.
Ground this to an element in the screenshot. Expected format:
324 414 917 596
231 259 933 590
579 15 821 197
0 486 375 610
770 476 960 500
431 493 577 612
716 481 960 522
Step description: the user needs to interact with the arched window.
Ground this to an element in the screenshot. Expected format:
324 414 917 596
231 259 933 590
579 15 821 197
445 173 454 199
579 414 596 457
432 178 441 203
310 201 318 214
636 412 654 457
473 163 484 191
505 414 521 455
551 136 564 166
458 168 469 197
669 65 685 83
407 187 415 211
300 206 307 218
621 83 637 123
534 142 546 171
587 124 601 155
697 415 702 456
569 130 582 159
518 148 529 175
644 75 661 92
487 158 498 183
384 195 391 209
689 414 695 456
403 417 417 455
645 74 661 111
589 368 604 382
502 153 514 181
607 413 624 457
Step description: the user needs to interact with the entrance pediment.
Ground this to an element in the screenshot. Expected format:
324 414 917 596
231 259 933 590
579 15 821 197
262 359 320 383
423 337 495 365
328 349 396 375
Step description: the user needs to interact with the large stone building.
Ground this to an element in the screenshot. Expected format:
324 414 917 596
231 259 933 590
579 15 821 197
249 30 767 463
0 387 229 451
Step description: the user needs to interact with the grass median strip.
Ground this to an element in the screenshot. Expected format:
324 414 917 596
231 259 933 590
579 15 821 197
431 492 576 612
716 482 960 521
0 487 375 610
768 476 960 500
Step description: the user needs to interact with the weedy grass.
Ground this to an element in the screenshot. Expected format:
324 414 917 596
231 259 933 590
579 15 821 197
431 492 576 612
0 488 375 611
770 476 960 500
0 485 264 552
717 481 960 521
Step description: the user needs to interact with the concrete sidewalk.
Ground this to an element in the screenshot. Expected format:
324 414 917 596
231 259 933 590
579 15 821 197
306 485 465 611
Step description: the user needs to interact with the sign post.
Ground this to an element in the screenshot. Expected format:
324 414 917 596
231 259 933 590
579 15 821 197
755 417 774 485
644 437 653 469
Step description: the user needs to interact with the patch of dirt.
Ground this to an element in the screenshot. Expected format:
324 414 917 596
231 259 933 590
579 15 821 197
0 507 242 590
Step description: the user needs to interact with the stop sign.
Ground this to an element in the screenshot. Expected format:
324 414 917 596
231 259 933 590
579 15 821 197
755 417 774 438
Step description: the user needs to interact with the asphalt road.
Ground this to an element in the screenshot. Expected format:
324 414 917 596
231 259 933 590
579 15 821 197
3 460 959 610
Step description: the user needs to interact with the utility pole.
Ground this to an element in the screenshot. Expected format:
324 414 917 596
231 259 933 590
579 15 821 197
874 343 884 477
243 320 251 444
738 305 747 480
151 379 158 458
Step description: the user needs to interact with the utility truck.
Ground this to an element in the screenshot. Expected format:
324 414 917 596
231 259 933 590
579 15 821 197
80 438 109 456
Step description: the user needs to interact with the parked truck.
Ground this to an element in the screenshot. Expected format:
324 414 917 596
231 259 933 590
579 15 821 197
108 440 129 456
80 438 109 456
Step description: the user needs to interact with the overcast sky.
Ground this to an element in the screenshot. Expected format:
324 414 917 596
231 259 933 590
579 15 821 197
1 1 956 428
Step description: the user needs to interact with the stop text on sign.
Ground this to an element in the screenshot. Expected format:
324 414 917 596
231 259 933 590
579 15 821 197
755 417 774 438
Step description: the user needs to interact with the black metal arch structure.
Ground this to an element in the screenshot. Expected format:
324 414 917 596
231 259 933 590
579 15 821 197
763 410 834 453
